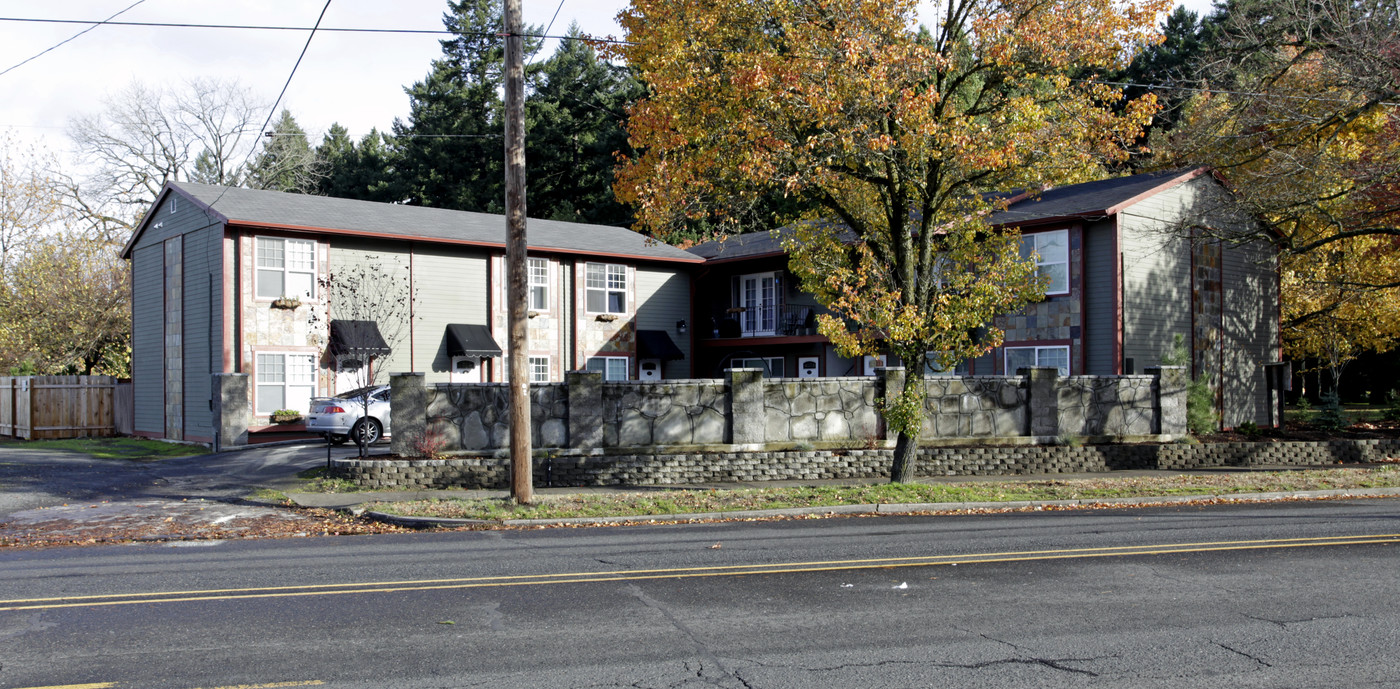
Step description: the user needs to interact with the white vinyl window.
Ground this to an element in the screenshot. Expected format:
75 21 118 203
732 357 785 377
529 356 550 382
529 258 549 311
256 237 316 299
924 352 969 376
1005 346 1070 376
587 356 629 381
1019 229 1069 296
585 263 627 314
256 352 317 414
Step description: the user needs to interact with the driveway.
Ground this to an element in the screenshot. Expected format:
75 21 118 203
0 441 399 546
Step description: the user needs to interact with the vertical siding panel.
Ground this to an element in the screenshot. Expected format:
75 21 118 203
410 247 490 384
328 240 414 380
132 245 164 435
1081 219 1116 374
1119 182 1195 370
635 267 692 379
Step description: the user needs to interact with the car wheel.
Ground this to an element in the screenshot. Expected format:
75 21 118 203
328 434 348 446
352 418 382 445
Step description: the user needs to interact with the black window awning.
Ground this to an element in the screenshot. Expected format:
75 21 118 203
637 330 684 361
329 320 391 357
446 323 502 358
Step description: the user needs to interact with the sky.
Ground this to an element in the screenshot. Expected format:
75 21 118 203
0 0 1214 166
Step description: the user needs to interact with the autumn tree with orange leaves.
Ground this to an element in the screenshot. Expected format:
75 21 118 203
611 0 1169 481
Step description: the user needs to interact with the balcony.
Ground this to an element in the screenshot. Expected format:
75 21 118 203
704 304 823 340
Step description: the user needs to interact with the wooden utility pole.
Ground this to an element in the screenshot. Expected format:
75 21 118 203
503 0 532 503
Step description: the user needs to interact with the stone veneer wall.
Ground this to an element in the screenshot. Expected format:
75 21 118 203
423 382 567 450
390 366 1189 456
335 438 1400 490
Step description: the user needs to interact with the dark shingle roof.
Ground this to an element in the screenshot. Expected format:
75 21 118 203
685 168 1208 260
989 168 1206 226
143 181 700 263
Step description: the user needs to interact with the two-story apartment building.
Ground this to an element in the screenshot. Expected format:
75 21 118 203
121 182 699 443
686 168 1281 427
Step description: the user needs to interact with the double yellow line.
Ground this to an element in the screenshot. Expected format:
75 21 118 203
3 533 1395 612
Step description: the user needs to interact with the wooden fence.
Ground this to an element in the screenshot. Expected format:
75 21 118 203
0 376 130 440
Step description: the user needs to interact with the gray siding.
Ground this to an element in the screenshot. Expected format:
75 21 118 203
635 267 693 379
1221 220 1280 427
180 224 223 440
131 191 216 251
328 240 413 380
411 246 490 384
132 245 164 435
1081 219 1116 374
1119 180 1196 369
131 191 223 437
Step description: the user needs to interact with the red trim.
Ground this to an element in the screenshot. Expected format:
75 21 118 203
1074 222 1086 375
1101 168 1211 216
1111 215 1123 374
226 220 704 265
222 233 236 372
408 245 416 371
700 250 788 265
699 334 829 348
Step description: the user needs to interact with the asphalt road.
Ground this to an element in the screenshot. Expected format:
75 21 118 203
3 498 1400 688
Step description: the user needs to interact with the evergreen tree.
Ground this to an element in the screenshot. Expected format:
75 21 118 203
1117 6 1209 132
525 25 642 226
391 0 539 211
247 109 318 192
314 124 399 202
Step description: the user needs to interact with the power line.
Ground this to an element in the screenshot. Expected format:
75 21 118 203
0 15 636 45
206 0 334 211
0 1 147 79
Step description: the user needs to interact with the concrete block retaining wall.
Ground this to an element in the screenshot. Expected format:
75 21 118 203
334 438 1400 490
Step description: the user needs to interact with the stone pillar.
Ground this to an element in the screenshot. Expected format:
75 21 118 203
1023 366 1060 438
876 366 906 441
390 373 428 457
567 370 604 449
726 368 765 445
211 373 248 450
1147 366 1188 436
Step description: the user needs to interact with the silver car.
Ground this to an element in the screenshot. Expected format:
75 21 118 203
306 385 392 445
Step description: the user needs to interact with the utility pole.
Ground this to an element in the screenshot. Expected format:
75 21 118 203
503 0 532 503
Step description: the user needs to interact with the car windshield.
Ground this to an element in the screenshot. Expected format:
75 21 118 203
335 386 382 401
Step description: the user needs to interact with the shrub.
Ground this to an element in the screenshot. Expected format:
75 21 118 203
1383 390 1400 422
1162 333 1218 435
1314 392 1349 431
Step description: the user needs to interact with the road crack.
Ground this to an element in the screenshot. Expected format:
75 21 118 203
625 584 754 688
1216 641 1273 668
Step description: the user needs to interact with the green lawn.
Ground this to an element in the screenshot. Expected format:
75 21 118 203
1 437 208 460
364 465 1400 521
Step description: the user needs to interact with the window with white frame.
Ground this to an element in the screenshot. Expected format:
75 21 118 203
924 352 969 376
528 356 550 382
585 263 627 314
528 258 549 311
1004 345 1070 376
255 352 317 414
1019 229 1069 295
256 237 316 299
586 355 629 381
732 357 785 377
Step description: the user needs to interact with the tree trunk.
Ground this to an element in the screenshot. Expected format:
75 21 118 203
889 431 918 483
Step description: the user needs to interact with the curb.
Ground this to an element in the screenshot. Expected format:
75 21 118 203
360 486 1400 528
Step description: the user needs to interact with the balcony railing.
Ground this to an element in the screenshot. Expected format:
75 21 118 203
705 304 822 339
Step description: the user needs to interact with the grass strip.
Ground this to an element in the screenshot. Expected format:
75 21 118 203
363 465 1400 521
4 437 208 460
